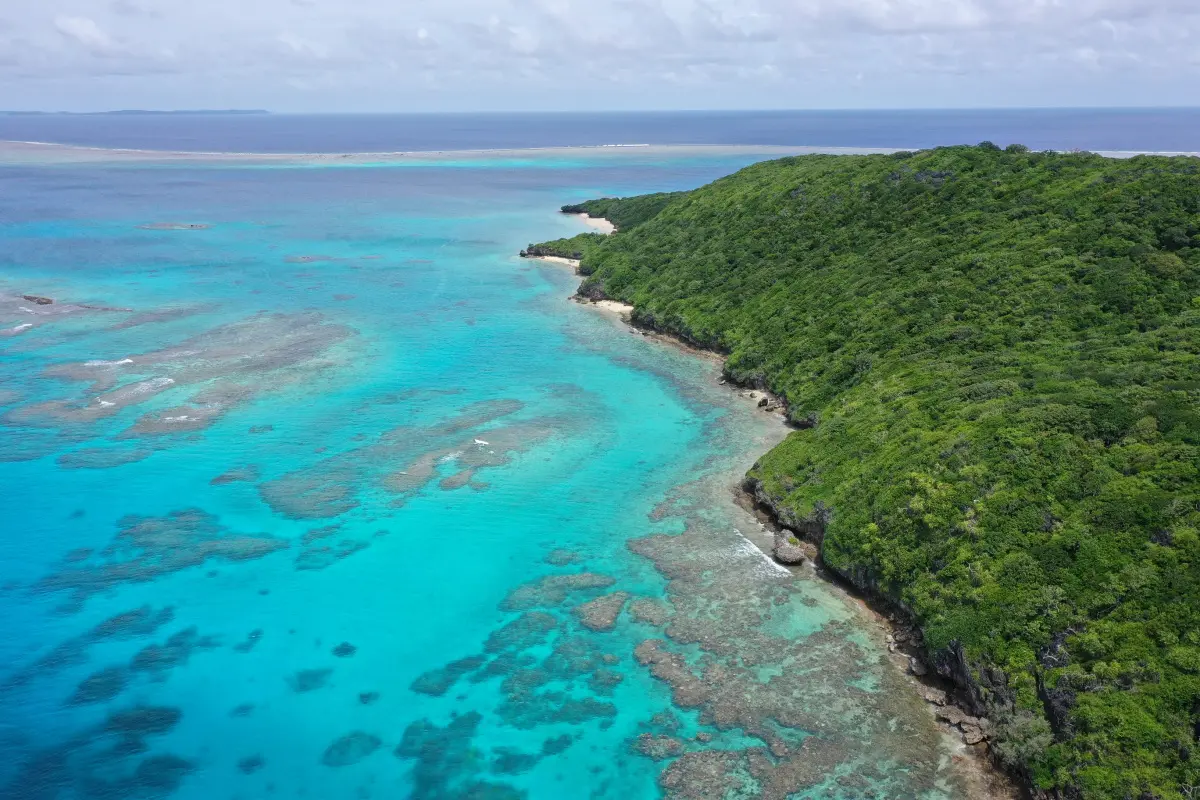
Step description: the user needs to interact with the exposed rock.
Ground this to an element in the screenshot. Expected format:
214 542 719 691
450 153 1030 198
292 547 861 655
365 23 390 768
575 592 629 631
772 530 806 565
934 705 980 729
961 724 986 745
575 279 609 302
908 657 928 677
22 295 54 305
919 686 948 706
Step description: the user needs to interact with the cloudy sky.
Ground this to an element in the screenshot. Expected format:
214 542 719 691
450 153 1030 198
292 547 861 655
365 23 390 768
2 0 1198 111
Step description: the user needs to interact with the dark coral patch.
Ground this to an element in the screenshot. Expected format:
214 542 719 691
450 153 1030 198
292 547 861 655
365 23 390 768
633 734 685 761
238 754 265 774
410 655 485 697
483 612 558 653
588 668 624 696
322 732 382 767
395 713 542 799
499 572 615 612
233 629 263 653
68 666 128 705
496 691 617 730
105 706 182 737
91 606 176 640
492 748 540 775
38 510 288 604
288 668 332 693
211 466 260 486
294 538 370 571
332 642 356 658
541 734 574 756
544 549 583 566
131 627 220 675
133 754 193 792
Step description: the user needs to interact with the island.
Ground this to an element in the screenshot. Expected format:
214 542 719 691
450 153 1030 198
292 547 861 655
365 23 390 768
524 143 1200 800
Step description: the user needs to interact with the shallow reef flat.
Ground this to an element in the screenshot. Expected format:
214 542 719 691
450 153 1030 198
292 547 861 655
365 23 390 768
0 148 996 800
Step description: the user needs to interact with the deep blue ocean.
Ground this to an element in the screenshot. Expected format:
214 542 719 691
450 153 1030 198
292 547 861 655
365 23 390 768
4 109 1179 800
2 108 1198 154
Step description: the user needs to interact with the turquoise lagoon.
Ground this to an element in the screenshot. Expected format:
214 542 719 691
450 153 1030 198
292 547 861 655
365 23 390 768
0 145 977 799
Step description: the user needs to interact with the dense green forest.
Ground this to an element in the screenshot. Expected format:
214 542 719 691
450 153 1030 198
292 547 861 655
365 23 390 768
527 145 1200 799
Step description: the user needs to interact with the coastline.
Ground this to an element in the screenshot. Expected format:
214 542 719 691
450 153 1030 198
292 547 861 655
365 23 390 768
526 216 1022 800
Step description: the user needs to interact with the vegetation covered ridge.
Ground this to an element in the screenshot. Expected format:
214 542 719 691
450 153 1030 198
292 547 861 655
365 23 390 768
524 144 1200 799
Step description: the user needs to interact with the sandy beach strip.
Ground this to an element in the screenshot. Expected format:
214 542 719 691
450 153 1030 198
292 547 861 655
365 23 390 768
574 213 616 234
527 255 580 269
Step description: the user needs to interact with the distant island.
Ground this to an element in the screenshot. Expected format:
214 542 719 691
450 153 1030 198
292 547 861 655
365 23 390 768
525 144 1200 800
0 110 269 116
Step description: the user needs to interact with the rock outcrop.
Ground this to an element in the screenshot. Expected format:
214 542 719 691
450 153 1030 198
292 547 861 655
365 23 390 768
771 530 807 565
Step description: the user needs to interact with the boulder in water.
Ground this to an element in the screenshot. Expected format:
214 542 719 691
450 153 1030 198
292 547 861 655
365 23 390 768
772 530 806 565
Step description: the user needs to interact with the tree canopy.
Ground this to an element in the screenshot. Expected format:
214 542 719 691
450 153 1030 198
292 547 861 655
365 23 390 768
529 145 1200 799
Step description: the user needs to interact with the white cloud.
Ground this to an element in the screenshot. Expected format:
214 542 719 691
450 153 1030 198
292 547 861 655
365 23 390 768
53 15 122 56
0 0 1195 109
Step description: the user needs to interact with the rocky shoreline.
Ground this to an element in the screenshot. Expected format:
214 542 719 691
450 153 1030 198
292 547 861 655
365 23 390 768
521 216 1025 799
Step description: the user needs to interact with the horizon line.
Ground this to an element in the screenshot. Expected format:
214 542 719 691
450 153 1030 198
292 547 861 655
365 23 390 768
3 140 1197 162
4 105 1200 116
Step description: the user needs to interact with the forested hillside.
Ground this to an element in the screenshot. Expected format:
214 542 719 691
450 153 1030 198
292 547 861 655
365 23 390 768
527 145 1200 799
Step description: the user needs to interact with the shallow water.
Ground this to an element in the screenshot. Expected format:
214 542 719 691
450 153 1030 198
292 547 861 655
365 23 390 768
1 146 974 799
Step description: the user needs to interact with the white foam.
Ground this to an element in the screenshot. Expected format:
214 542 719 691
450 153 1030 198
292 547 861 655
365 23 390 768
84 358 134 367
732 527 792 576
6 323 33 333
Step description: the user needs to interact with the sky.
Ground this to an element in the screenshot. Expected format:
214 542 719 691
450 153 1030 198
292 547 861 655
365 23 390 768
2 0 1198 112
